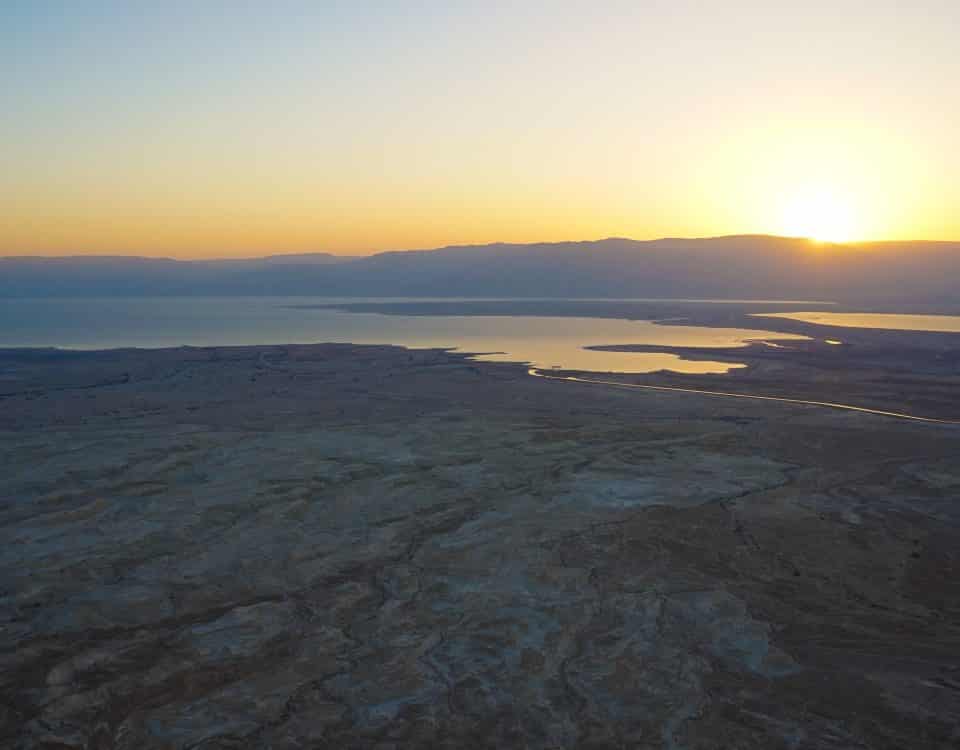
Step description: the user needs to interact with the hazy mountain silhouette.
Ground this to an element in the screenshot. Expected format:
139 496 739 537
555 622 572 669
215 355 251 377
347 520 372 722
2 236 958 304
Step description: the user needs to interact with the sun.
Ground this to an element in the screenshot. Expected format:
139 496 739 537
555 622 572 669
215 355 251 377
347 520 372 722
780 186 862 243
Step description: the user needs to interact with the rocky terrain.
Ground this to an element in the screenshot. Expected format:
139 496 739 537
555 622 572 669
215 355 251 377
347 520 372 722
1 343 959 748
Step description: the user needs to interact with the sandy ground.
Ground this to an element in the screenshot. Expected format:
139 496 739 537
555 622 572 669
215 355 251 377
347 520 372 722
1 340 959 748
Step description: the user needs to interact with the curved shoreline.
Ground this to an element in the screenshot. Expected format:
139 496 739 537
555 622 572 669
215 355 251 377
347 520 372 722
528 368 960 425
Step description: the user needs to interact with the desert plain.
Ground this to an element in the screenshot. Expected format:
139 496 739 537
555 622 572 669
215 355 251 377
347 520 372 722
1 307 959 749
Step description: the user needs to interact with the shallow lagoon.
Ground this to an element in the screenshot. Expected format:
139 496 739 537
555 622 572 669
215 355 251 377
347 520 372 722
756 311 960 334
0 297 811 374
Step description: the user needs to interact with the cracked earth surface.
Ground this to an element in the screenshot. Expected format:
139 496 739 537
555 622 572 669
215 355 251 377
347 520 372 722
1 344 958 748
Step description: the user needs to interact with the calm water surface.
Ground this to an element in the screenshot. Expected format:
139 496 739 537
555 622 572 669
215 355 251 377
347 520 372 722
0 297 810 374
756 311 960 333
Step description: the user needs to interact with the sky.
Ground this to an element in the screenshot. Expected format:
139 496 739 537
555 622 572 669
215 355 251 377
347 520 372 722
2 1 958 257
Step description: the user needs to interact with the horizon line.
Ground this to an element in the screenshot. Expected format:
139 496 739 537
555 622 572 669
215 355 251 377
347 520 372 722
3 234 959 262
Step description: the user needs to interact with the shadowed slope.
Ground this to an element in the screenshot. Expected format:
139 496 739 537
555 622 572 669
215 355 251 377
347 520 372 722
3 236 958 303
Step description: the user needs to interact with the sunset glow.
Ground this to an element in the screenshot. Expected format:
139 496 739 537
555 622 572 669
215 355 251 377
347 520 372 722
1 2 958 257
780 186 862 243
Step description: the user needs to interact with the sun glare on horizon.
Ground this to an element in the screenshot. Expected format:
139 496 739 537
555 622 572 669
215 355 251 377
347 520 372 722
780 186 863 244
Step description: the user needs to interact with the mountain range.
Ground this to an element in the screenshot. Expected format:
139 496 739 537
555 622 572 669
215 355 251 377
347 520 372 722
2 236 958 304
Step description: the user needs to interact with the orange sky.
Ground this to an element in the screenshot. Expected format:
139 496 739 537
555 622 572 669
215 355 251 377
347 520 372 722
2 2 958 258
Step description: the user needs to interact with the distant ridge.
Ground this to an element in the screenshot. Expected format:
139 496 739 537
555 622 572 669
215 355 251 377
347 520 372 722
2 236 958 304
